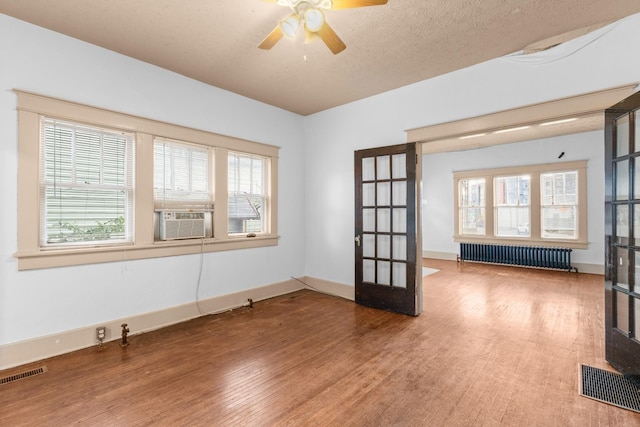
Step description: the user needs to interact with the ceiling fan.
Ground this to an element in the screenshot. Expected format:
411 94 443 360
259 0 388 55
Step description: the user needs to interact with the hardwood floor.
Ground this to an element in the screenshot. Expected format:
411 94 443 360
2 260 639 426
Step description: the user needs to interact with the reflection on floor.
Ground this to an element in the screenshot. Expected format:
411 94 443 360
422 266 439 277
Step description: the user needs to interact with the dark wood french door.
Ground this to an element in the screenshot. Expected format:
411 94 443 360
605 90 640 381
354 143 422 316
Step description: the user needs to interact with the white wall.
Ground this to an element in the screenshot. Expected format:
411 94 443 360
422 131 604 266
304 13 640 285
0 15 306 346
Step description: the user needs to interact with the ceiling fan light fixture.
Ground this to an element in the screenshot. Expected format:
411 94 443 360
304 8 325 32
280 14 300 38
261 0 388 54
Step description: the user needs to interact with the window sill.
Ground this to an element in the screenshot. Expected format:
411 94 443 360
14 235 280 270
452 235 588 250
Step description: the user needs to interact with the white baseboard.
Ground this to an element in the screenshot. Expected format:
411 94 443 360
298 276 354 301
423 250 458 261
572 263 604 275
0 278 304 371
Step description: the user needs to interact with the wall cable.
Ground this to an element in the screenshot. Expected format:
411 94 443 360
195 238 206 315
289 276 346 300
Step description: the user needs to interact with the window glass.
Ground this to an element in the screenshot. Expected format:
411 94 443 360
154 138 212 207
40 118 134 246
494 175 530 237
540 171 578 239
228 152 267 234
459 178 485 235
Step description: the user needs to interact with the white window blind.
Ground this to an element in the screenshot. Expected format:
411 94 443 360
541 171 578 239
40 118 134 246
228 152 266 235
154 138 213 208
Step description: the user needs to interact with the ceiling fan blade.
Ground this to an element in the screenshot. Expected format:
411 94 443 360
317 22 346 54
330 0 388 10
258 25 285 50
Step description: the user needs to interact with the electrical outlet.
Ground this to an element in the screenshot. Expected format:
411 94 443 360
96 326 106 341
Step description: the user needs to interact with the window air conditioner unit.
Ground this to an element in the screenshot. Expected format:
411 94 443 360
159 211 206 240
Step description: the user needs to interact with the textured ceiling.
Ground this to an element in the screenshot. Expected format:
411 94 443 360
1 1 640 116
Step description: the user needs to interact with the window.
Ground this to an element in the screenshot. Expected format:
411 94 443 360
494 175 530 237
40 118 134 247
15 91 279 270
453 161 587 248
228 152 267 235
458 178 485 235
541 171 577 239
154 138 213 208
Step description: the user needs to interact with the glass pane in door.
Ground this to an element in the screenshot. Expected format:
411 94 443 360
617 160 629 200
635 251 640 291
635 159 640 199
363 234 375 258
616 204 629 244
378 208 391 232
392 181 407 206
393 208 407 233
378 261 390 285
636 112 640 153
363 183 375 206
634 205 640 246
635 297 640 339
377 156 390 180
616 291 629 333
363 209 375 232
616 247 629 290
393 235 407 261
392 154 406 179
392 263 407 288
377 182 390 205
363 259 375 283
377 235 390 259
617 113 630 156
362 157 375 181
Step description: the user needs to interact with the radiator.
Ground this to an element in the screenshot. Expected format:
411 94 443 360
458 243 578 272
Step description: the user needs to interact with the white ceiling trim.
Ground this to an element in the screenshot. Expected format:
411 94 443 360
406 83 638 154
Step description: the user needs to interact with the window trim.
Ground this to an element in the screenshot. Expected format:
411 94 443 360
14 90 279 270
453 160 588 249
